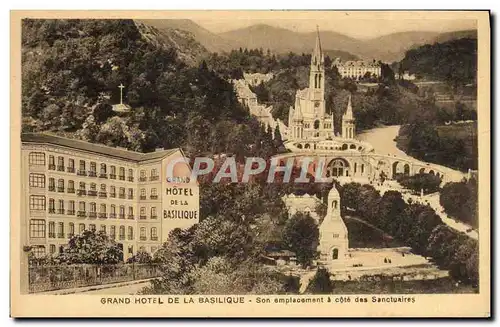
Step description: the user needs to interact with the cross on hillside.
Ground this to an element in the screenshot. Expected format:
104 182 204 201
118 83 125 105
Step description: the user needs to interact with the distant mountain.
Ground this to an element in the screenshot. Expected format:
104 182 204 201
360 30 478 62
136 19 236 53
218 24 477 63
433 29 477 44
323 49 359 61
361 31 441 62
219 24 361 56
136 20 478 64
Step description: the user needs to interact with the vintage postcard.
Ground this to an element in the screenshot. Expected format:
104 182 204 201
10 10 490 318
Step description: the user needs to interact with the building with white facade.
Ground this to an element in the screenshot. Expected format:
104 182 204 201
333 58 382 80
20 133 199 262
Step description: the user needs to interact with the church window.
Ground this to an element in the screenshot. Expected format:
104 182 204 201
314 120 320 129
332 248 339 260
327 159 348 177
332 200 338 209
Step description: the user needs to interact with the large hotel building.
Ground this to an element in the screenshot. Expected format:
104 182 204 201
20 133 199 262
332 58 382 80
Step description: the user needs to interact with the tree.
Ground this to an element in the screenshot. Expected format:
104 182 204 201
377 190 406 233
380 63 396 85
192 216 256 264
406 204 443 254
282 212 319 267
126 249 152 264
315 202 327 223
400 38 477 87
396 173 442 195
339 182 362 211
356 185 381 223
145 227 198 294
440 178 478 227
40 103 62 127
93 102 114 124
58 230 123 264
273 125 283 149
188 256 235 294
305 267 333 294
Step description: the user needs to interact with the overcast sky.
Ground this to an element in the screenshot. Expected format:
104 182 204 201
193 14 476 39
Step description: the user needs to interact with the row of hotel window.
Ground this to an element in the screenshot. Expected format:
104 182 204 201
339 67 380 71
29 195 159 219
29 219 158 241
28 152 160 181
29 174 159 199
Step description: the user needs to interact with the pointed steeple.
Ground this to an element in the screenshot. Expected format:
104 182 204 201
311 25 323 66
343 94 354 120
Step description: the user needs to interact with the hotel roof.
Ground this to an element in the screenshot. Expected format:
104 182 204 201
21 133 179 162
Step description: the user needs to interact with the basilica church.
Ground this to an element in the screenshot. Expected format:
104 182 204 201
287 28 356 142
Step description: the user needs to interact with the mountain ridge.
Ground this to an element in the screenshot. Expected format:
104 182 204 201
219 24 477 62
135 19 477 63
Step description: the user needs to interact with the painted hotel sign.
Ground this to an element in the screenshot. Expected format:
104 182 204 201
161 152 200 240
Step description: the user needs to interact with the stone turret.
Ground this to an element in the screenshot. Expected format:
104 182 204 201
342 94 356 139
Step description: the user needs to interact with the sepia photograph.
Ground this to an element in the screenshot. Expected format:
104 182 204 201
10 10 490 317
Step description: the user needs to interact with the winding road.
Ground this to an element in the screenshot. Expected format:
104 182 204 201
338 125 478 239
357 125 410 158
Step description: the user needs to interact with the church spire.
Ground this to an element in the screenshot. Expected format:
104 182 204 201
311 25 323 66
343 94 354 120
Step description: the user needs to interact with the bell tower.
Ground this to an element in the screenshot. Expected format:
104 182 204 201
308 26 325 117
318 186 349 262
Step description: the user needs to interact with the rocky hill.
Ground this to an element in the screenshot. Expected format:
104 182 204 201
136 19 235 53
134 21 208 66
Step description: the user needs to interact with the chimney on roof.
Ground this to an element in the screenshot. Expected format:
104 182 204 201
155 147 164 152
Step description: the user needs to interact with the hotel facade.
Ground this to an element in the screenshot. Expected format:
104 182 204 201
20 133 199 262
332 58 382 80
